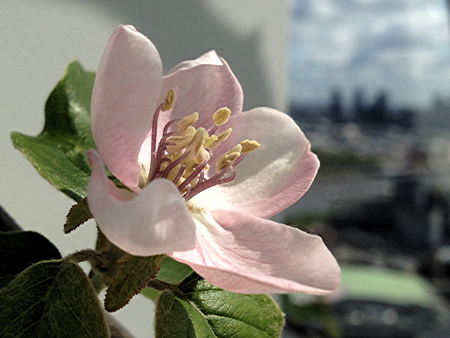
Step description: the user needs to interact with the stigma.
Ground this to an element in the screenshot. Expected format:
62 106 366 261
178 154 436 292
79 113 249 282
142 90 260 200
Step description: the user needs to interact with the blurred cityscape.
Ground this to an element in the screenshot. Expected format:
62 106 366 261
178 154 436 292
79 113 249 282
283 75 450 338
282 1 450 337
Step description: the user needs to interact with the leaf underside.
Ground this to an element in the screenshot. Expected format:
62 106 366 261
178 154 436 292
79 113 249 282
0 260 109 338
105 254 163 312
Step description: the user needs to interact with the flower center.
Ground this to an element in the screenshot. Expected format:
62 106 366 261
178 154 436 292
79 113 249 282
141 90 260 200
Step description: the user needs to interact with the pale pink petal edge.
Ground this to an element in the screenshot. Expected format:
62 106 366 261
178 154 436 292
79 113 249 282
235 151 320 218
170 209 341 294
86 149 196 256
91 25 163 191
159 50 243 130
193 107 320 218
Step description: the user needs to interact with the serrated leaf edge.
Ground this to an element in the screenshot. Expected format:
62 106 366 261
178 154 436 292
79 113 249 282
105 255 163 312
64 198 93 233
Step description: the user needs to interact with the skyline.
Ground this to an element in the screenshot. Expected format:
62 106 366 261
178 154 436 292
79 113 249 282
289 0 450 109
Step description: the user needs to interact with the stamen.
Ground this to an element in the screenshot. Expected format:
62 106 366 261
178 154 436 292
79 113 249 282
172 164 186 185
185 128 210 164
148 141 174 181
148 103 164 180
178 112 199 132
178 161 208 192
155 143 169 165
240 139 260 153
162 89 176 111
216 144 242 172
141 96 259 201
206 128 232 150
150 104 164 158
161 150 191 179
212 107 231 126
208 125 219 135
204 135 218 149
166 126 196 153
231 153 247 168
163 119 181 136
186 168 236 200
157 158 171 171
160 131 176 143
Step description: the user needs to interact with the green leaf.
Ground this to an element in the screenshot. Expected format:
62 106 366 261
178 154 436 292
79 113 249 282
0 260 109 337
11 133 90 201
154 277 285 338
0 231 61 288
11 61 95 201
43 62 95 147
157 256 193 285
105 254 164 312
155 291 215 338
187 279 284 338
155 291 195 337
141 287 162 302
65 198 92 233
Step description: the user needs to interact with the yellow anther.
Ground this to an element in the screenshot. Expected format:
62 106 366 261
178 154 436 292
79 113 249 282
166 164 183 182
212 107 231 126
162 89 176 111
159 161 169 171
185 128 209 164
206 128 232 149
183 126 196 137
168 151 182 162
240 139 260 153
204 135 218 149
166 126 196 153
229 144 242 154
178 112 199 132
216 144 242 172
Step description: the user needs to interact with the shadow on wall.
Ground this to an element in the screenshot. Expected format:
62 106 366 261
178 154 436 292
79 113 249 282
87 0 273 110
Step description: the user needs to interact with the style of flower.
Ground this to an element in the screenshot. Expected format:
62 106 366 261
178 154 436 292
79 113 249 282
87 25 340 294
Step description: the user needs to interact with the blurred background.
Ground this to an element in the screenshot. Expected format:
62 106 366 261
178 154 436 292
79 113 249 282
1 0 449 337
282 0 450 337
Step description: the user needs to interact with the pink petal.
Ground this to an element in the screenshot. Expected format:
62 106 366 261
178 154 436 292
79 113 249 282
159 51 243 129
192 107 320 218
170 209 340 294
86 150 196 256
167 50 224 73
91 25 163 191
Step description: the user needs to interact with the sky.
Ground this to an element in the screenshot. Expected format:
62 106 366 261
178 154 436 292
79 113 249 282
289 0 450 109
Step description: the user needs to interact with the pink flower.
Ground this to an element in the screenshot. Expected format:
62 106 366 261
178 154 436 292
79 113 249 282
87 25 340 294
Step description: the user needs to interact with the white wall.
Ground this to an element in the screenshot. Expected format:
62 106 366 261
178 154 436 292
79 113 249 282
0 1 288 336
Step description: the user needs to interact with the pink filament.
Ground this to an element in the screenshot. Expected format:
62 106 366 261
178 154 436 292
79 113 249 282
178 161 208 192
208 125 219 135
185 169 236 200
148 102 241 200
150 104 164 166
160 150 191 179
173 164 186 185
